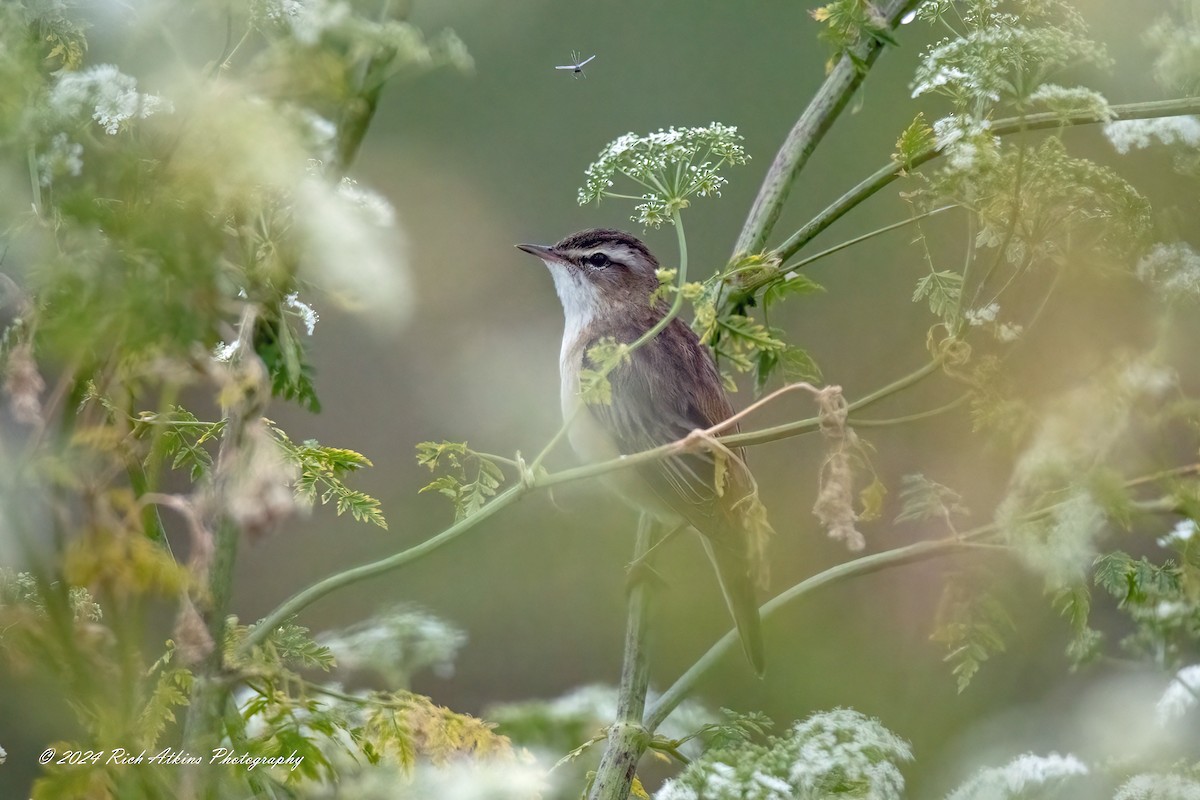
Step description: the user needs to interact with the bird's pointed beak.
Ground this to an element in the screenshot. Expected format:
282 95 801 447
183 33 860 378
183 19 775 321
515 242 556 261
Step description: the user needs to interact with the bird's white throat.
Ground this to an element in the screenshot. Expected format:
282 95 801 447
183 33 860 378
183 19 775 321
543 262 600 368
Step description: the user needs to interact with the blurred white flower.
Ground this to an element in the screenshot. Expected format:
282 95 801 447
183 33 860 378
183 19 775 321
48 64 172 135
37 132 83 186
296 176 411 324
318 605 467 684
1115 772 1200 800
285 292 319 335
1105 116 1200 155
995 322 1022 342
965 303 1000 326
337 177 396 228
946 752 1088 800
1156 664 1200 726
1136 242 1200 301
1159 519 1198 549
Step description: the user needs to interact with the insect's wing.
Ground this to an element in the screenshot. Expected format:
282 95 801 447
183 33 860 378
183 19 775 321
577 55 596 67
554 65 575 69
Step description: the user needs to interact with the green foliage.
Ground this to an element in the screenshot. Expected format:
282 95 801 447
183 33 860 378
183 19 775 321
274 427 387 528
762 271 824 308
415 440 505 521
932 574 1016 692
1052 584 1103 668
895 473 969 531
893 112 936 172
135 406 225 481
912 269 964 326
579 338 632 406
256 299 322 412
810 0 899 73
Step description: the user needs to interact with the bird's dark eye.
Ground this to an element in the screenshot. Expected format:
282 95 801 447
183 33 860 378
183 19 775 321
585 252 610 269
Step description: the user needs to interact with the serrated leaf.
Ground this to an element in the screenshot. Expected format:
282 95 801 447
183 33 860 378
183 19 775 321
764 272 824 307
894 113 935 171
912 270 963 324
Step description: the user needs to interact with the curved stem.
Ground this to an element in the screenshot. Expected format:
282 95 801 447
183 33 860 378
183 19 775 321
644 537 989 732
241 484 524 650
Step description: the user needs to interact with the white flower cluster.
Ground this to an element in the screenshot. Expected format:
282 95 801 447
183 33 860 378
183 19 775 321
946 752 1089 800
657 708 912 800
36 132 83 186
48 64 172 135
1159 518 1198 549
1026 84 1114 122
1104 116 1200 155
931 115 998 173
285 292 320 335
964 302 999 326
1002 488 1106 588
1155 664 1200 726
1115 773 1200 800
578 123 748 227
788 708 912 798
318 605 467 684
336 177 396 228
1135 242 1200 301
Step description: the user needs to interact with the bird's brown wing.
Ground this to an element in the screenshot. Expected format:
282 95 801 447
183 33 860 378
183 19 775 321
587 317 752 524
584 317 768 674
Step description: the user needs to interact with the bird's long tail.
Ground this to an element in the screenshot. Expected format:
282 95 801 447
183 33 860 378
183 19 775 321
702 538 766 677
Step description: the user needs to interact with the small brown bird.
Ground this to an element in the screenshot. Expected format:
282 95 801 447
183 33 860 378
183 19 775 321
517 228 770 675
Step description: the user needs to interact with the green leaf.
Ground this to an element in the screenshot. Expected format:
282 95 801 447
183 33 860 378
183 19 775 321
895 473 969 524
893 112 935 171
932 577 1015 692
912 270 963 324
272 428 387 528
763 272 823 308
413 440 506 521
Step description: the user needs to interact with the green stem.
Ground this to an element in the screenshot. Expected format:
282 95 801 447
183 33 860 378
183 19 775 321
644 537 985 732
588 516 656 800
744 204 957 298
725 357 943 448
241 483 525 651
766 97 1200 269
733 0 919 256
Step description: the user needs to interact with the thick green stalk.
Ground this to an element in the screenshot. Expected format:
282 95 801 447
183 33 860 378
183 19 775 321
588 517 657 800
733 0 919 256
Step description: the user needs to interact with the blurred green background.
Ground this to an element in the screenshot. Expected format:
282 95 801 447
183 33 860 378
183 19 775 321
2 0 1195 796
